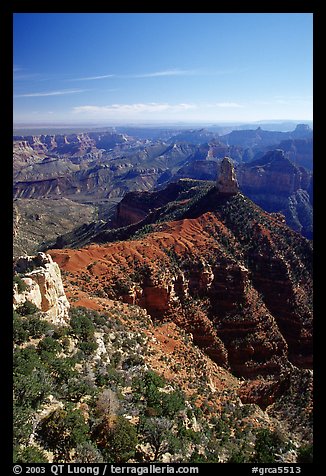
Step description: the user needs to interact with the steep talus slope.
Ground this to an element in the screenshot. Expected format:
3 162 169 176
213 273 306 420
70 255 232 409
49 186 312 378
45 180 215 249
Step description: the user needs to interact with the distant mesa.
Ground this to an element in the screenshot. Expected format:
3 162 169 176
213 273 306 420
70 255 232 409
294 123 311 133
216 157 239 195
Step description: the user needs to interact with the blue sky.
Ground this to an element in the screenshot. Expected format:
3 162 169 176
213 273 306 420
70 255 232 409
13 13 313 125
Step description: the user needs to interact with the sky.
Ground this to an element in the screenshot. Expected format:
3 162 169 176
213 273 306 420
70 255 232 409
13 13 313 125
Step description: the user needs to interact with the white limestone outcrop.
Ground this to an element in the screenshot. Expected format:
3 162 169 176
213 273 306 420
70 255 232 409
13 252 70 325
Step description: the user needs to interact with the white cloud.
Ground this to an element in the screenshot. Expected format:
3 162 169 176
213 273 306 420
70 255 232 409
69 74 115 81
73 102 196 116
132 69 196 78
67 69 196 82
215 102 244 108
15 89 87 97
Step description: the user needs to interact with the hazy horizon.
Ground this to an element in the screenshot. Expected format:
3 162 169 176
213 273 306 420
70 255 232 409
14 13 313 125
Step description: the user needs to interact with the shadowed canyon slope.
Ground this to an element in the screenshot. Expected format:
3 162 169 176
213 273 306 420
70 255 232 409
237 150 313 238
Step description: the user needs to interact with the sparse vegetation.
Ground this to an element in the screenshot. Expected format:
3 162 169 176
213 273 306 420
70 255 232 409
12 173 313 463
16 300 39 316
297 444 313 463
13 275 28 293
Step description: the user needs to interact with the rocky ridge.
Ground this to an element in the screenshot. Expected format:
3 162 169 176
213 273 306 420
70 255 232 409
113 151 312 238
48 166 312 377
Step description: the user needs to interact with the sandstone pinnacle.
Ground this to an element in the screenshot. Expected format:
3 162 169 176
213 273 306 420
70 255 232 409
216 157 239 195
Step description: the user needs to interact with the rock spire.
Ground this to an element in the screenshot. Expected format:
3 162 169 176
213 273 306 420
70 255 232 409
216 157 239 195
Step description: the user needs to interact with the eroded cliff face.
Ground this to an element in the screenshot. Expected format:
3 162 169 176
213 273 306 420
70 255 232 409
237 150 303 195
13 252 70 325
49 190 312 378
236 150 313 238
13 132 128 158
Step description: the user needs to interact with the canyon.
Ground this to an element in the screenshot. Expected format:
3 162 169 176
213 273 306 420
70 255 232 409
48 164 312 377
13 150 313 463
13 125 313 256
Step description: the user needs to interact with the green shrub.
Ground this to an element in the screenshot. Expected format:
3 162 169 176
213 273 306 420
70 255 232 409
93 416 138 463
24 315 50 338
95 366 124 388
93 314 108 327
13 345 53 408
144 370 166 388
252 428 284 463
16 300 39 316
228 449 250 463
297 444 313 463
13 313 50 344
121 354 144 369
13 312 29 344
177 427 201 444
36 407 89 462
38 336 62 355
14 275 28 293
70 311 95 342
78 341 98 355
113 279 131 295
50 357 78 385
13 346 42 376
14 445 49 463
62 378 97 402
13 404 34 445
161 390 185 417
189 450 208 463
14 367 52 409
213 417 231 439
52 325 69 339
